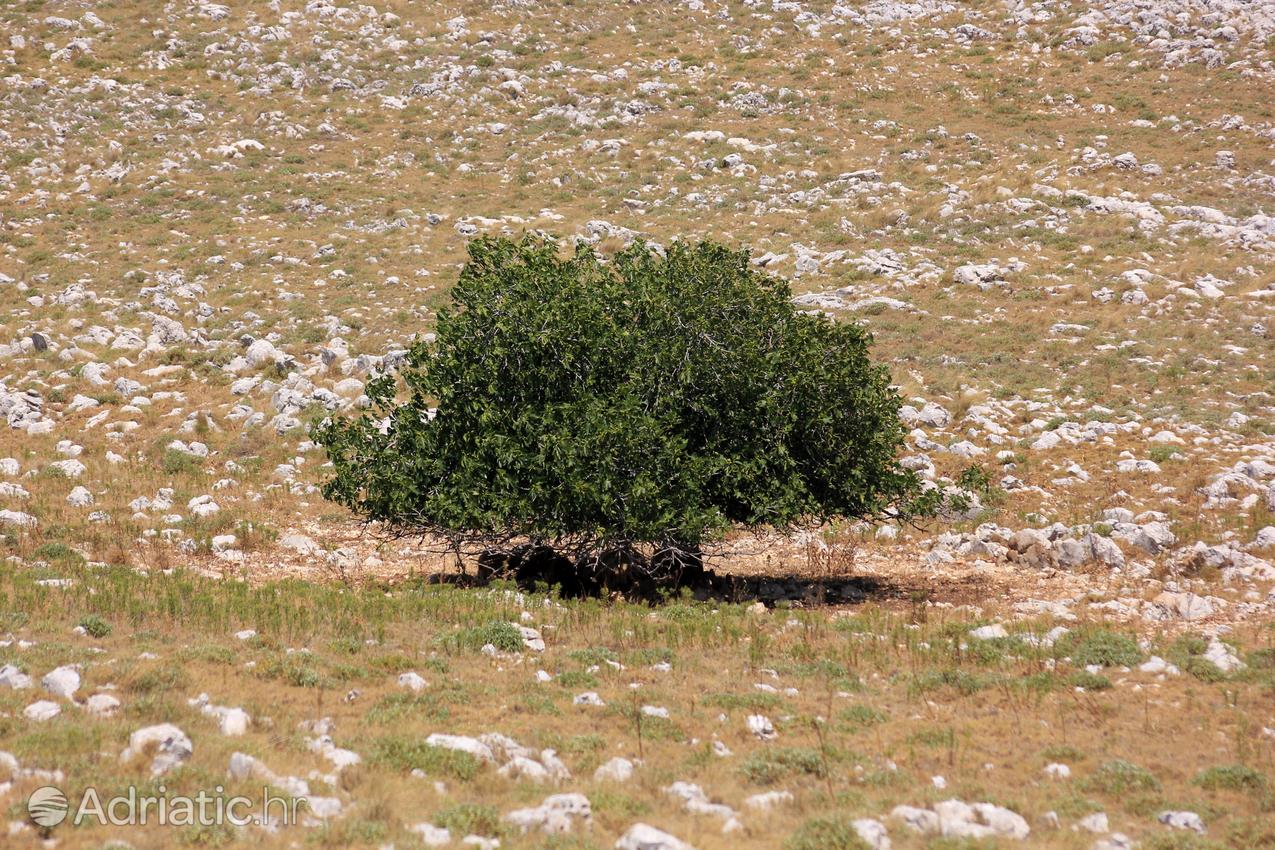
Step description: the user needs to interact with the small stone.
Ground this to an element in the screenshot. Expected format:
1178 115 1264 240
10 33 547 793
410 824 452 847
24 700 61 722
852 818 892 850
398 672 428 692
1158 811 1205 833
969 624 1008 640
120 724 193 776
744 790 793 810
615 823 694 850
0 664 34 689
747 714 776 740
1076 812 1109 833
85 693 122 718
594 757 636 783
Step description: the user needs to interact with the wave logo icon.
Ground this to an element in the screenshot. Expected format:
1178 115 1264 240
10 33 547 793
27 785 69 827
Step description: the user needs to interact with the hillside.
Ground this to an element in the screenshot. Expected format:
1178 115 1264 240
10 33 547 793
1 1 1274 848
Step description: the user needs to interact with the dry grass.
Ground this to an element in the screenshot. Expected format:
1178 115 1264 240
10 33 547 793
1 564 1273 848
0 1 1273 845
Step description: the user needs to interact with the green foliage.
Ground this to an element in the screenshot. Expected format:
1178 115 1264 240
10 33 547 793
366 693 452 723
946 464 999 515
1043 745 1086 762
556 670 599 689
1225 815 1275 848
1067 670 1113 691
704 691 787 711
317 236 919 555
589 789 651 821
367 738 480 780
78 614 112 638
1083 760 1161 795
34 542 85 566
260 653 327 688
124 663 190 695
741 746 830 784
785 816 872 850
1056 628 1143 667
1167 634 1231 682
836 704 888 730
910 668 991 695
1193 764 1267 792
162 448 203 475
1142 834 1227 850
566 647 616 666
431 803 502 837
442 621 525 653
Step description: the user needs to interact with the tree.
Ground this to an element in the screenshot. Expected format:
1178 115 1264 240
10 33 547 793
316 235 924 594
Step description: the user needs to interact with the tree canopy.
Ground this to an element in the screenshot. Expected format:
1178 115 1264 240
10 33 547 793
317 235 924 560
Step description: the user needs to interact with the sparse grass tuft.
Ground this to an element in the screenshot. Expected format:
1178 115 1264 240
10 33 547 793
1193 764 1267 793
1083 759 1161 795
442 621 525 654
367 738 480 781
742 747 833 785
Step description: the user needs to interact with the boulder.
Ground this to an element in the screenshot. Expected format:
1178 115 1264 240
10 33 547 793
42 665 80 699
594 757 636 782
24 700 61 722
615 823 695 850
85 693 122 717
120 723 193 775
505 793 591 834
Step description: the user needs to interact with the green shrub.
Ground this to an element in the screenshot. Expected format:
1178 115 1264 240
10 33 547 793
556 670 599 689
785 816 871 850
366 693 451 724
1067 670 1113 691
1056 629 1143 667
836 704 888 730
124 664 190 695
566 647 617 666
704 691 787 711
78 615 112 638
910 669 990 695
34 542 85 566
1193 764 1267 792
259 654 328 688
1083 759 1160 795
442 621 524 653
1167 634 1231 682
318 236 921 565
432 803 502 836
161 448 202 475
1224 815 1275 848
741 747 830 785
179 644 236 665
367 738 479 780
1042 745 1086 762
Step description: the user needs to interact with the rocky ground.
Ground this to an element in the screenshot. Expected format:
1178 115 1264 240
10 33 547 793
1 0 1274 848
